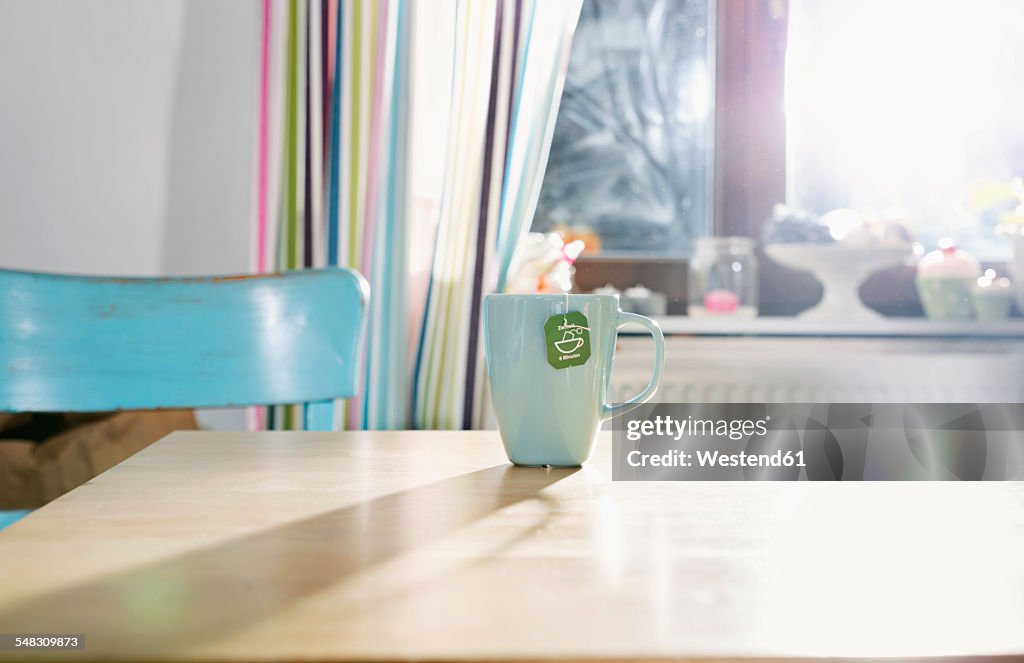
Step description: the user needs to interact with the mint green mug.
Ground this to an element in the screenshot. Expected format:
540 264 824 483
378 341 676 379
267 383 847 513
484 294 664 466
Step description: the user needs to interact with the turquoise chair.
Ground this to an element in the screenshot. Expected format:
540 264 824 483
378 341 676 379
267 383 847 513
0 267 369 528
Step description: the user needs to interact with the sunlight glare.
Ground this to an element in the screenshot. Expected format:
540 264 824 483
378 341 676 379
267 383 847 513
786 1 1009 196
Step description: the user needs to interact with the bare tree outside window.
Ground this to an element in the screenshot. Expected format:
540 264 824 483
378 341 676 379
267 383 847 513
533 0 714 255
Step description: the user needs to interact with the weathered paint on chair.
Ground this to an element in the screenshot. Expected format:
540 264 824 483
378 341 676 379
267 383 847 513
0 267 369 428
0 267 368 530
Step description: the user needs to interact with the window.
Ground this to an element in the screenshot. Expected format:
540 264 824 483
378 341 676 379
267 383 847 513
786 0 1024 260
539 0 1024 262
532 0 714 255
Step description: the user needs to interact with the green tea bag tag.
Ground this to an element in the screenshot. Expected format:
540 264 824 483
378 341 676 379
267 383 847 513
544 311 591 369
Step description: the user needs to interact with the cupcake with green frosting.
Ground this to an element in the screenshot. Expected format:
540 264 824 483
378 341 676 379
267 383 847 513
915 240 981 320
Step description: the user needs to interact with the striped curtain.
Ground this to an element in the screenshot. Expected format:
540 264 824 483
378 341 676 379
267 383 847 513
253 0 581 430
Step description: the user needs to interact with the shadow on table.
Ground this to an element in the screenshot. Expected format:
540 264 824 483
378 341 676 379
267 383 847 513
0 463 577 653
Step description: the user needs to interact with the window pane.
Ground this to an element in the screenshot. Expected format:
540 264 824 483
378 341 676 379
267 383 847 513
786 0 1024 260
532 0 714 255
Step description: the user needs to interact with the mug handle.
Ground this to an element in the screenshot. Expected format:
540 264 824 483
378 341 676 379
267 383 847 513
600 311 665 421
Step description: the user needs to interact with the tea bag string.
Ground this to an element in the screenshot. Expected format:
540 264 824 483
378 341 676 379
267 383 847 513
560 291 590 331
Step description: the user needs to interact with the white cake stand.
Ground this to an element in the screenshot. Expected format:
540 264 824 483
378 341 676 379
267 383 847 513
765 244 909 320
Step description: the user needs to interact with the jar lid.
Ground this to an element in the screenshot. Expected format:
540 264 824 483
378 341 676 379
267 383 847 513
975 269 1012 291
624 284 653 298
593 284 621 296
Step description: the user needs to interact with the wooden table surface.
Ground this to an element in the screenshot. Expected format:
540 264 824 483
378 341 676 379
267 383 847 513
1 430 1023 662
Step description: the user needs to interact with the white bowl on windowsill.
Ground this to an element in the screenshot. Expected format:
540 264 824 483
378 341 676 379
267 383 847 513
765 243 909 320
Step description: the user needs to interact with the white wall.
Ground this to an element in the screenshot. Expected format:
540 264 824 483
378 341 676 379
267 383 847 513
0 0 258 276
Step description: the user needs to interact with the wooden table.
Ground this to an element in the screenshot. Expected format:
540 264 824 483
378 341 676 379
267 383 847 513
1 431 1023 661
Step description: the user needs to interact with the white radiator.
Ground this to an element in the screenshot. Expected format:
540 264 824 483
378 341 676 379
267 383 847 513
611 336 1024 404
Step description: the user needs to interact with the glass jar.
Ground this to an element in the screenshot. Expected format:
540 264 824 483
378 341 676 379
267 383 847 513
688 237 758 317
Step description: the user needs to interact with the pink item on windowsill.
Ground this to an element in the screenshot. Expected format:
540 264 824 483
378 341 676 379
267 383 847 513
703 289 740 313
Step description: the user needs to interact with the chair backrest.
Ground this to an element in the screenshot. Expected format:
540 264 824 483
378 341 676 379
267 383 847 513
0 267 368 430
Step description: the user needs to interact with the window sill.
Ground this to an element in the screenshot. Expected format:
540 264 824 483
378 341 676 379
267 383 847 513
645 316 1024 339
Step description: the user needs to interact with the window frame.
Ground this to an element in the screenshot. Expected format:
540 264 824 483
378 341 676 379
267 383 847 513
713 0 787 237
574 0 1013 318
